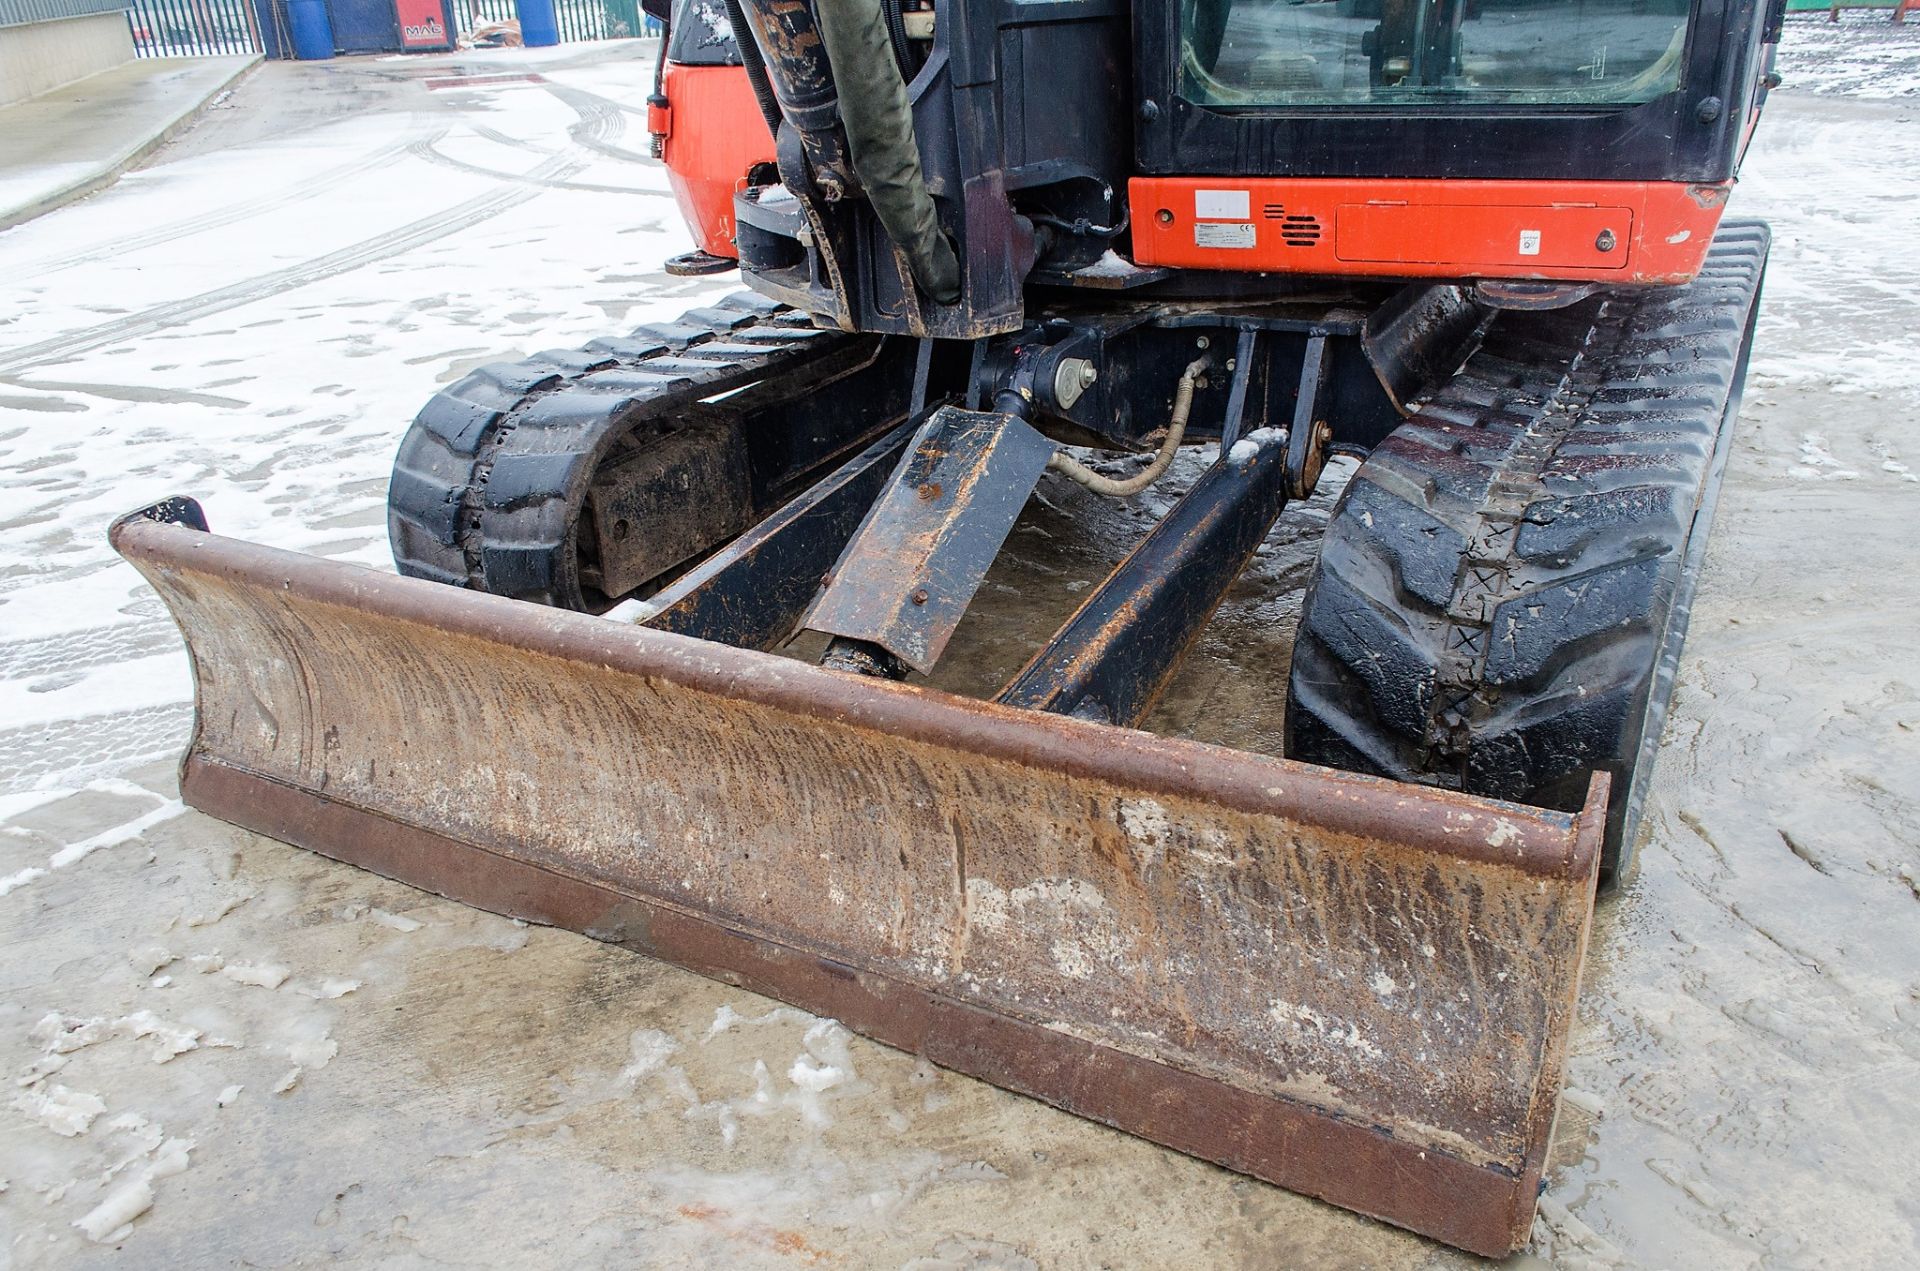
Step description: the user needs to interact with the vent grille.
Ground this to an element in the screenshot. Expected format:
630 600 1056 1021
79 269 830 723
1262 205 1323 246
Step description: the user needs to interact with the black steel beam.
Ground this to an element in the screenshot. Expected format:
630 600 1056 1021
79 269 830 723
642 420 918 650
996 430 1293 727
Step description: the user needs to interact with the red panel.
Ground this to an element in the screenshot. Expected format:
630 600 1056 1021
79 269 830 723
660 63 776 260
1129 178 1732 285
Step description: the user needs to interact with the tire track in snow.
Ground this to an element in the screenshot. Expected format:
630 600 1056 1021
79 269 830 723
0 88 635 375
0 622 183 680
0 151 582 375
7 136 438 284
406 137 673 198
542 84 663 167
0 703 191 796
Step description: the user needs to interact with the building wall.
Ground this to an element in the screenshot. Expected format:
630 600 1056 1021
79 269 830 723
0 9 134 107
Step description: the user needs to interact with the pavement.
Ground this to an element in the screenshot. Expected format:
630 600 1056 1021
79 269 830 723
1 26 1918 1271
0 54 258 231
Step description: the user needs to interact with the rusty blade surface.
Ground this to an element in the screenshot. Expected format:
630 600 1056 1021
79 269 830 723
113 514 1603 1257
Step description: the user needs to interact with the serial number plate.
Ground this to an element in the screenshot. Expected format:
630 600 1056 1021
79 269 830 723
1194 223 1257 249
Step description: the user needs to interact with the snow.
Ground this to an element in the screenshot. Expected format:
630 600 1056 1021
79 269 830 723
1074 249 1137 279
1773 13 1920 99
72 1137 192 1242
0 50 727 802
370 908 424 932
11 1085 108 1138
0 791 186 898
220 962 291 990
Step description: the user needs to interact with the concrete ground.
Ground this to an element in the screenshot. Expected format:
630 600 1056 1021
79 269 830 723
2 24 1918 1270
0 54 257 231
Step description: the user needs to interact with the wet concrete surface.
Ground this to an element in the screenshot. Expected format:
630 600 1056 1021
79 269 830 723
2 32 1918 1271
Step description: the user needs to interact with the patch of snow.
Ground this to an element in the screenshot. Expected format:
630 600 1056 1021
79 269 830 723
370 908 424 932
11 1084 107 1137
72 1137 191 1243
28 1012 109 1055
601 596 661 623
288 1033 338 1070
118 1010 202 1063
621 1028 679 1087
1774 13 1920 99
0 793 186 899
292 977 362 1000
1073 249 1137 279
128 945 176 977
220 962 291 990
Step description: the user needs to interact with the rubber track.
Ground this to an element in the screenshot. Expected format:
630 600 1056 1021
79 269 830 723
387 292 853 609
1286 222 1769 881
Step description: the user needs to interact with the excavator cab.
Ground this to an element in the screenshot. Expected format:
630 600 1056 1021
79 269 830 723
112 0 1777 1254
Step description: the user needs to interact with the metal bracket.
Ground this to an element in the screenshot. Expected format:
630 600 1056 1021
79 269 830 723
803 405 1057 674
1287 334 1336 499
1218 326 1260 452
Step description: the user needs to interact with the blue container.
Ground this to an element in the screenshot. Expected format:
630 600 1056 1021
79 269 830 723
517 0 560 46
287 0 336 59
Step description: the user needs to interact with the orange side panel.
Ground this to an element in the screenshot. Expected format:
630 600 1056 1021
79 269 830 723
1128 178 1732 285
660 63 776 260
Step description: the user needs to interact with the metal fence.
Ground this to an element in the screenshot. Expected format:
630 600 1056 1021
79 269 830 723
453 0 644 42
126 0 261 55
0 0 129 26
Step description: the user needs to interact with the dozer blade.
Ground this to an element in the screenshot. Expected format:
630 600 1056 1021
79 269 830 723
112 505 1604 1257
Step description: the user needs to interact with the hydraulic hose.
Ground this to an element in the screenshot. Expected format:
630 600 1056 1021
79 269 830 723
813 0 959 303
1048 358 1211 497
881 0 917 78
723 0 786 142
647 17 671 159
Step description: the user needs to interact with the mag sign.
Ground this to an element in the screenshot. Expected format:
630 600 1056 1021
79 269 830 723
395 0 452 49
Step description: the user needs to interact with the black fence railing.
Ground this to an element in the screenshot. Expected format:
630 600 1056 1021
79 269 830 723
127 0 262 54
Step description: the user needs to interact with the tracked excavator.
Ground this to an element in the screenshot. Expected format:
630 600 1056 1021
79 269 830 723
112 0 1778 1253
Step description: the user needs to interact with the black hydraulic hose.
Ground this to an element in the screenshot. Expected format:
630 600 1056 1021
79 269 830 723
881 0 916 79
724 0 786 142
813 0 959 303
1030 206 1130 239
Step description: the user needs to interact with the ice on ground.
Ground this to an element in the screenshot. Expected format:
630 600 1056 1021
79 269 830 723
370 908 424 932
28 1012 110 1055
0 792 186 898
129 944 176 977
292 977 362 1000
220 962 291 990
287 1033 338 1069
700 1002 815 1042
620 1028 679 1087
118 1010 203 1063
72 1137 192 1243
11 1085 107 1137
